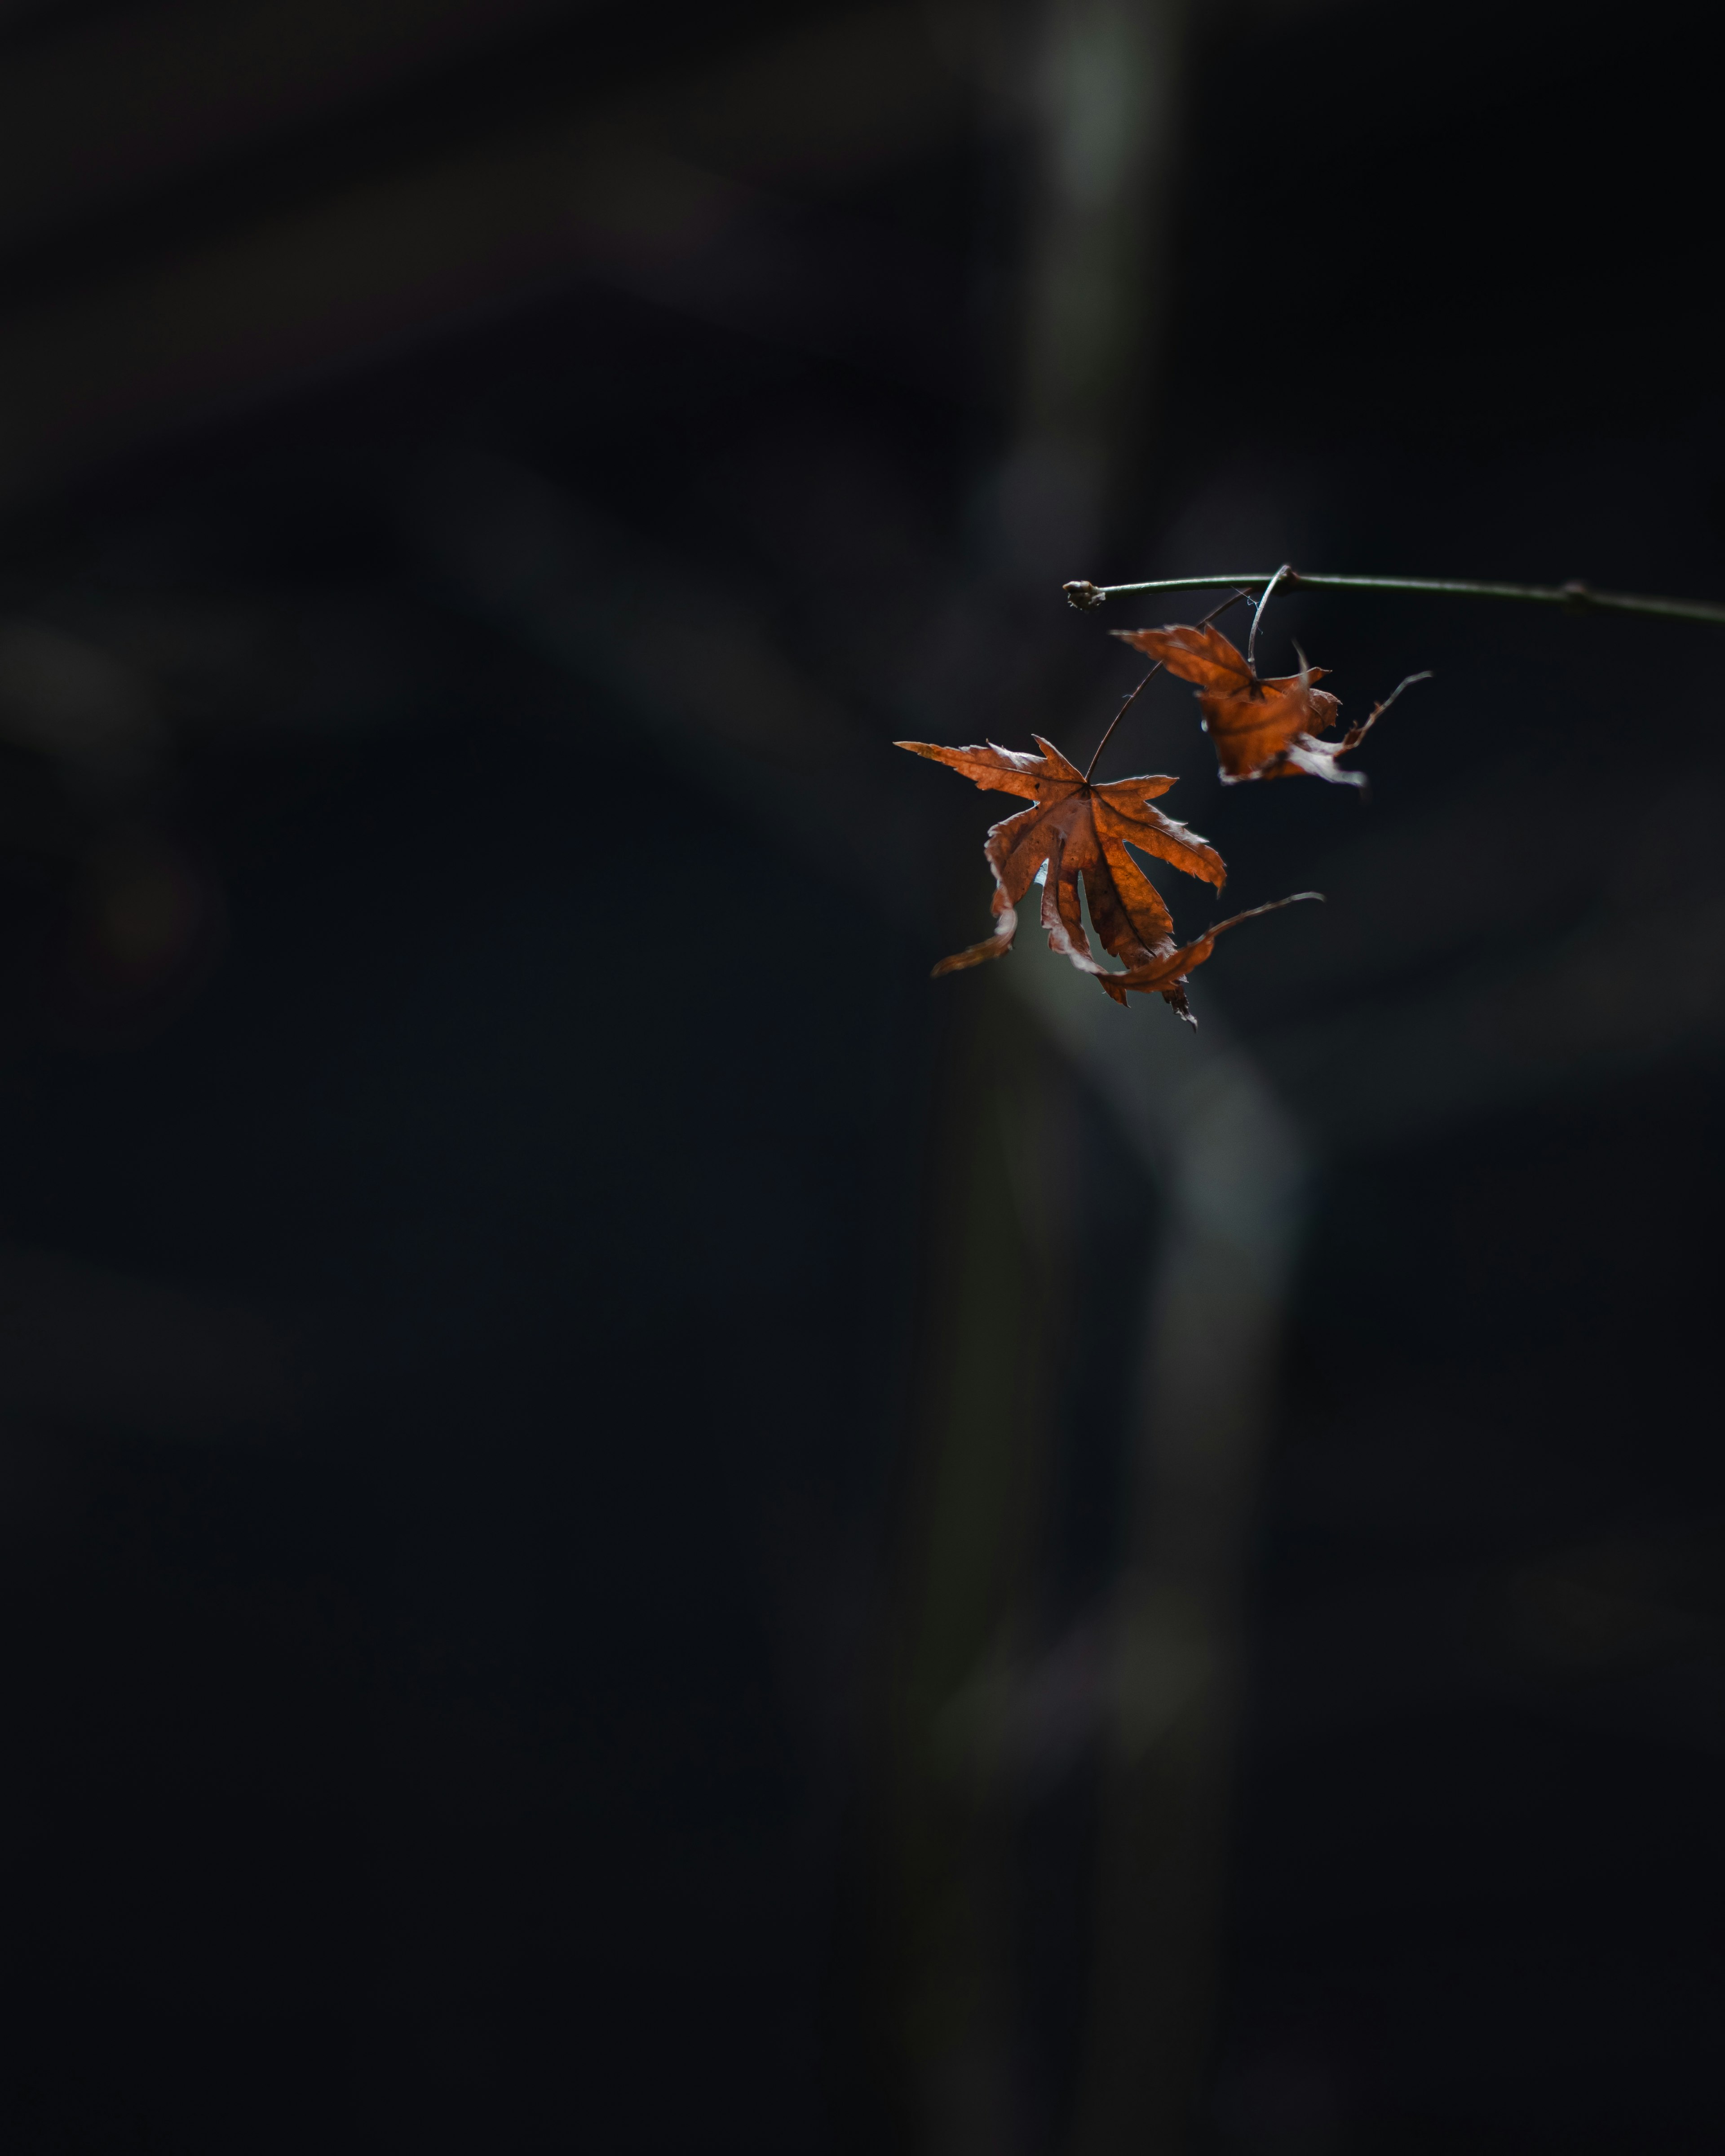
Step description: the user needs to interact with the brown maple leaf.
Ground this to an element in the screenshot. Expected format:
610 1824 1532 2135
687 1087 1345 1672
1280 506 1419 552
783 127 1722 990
1110 621 1367 785
895 733 1227 1017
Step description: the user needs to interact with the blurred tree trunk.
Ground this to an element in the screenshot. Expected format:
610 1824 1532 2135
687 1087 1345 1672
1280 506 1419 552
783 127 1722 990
872 8 1314 2152
881 980 1073 2155
997 0 1192 575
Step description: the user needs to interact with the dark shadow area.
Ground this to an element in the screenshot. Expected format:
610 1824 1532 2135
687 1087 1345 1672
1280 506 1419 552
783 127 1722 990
0 3 1720 2152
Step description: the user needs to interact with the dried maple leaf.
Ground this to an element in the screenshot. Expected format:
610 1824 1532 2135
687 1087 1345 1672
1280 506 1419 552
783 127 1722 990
895 733 1227 1018
1111 621 1369 786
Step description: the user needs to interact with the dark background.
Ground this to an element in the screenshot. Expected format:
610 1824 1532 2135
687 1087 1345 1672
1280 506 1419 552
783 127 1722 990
0 2 1721 2150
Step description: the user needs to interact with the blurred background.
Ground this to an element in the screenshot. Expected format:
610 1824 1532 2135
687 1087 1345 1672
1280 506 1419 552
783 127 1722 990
0 0 1721 2149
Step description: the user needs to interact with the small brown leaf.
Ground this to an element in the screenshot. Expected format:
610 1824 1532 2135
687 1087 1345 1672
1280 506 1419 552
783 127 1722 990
897 733 1242 1017
1111 620 1357 786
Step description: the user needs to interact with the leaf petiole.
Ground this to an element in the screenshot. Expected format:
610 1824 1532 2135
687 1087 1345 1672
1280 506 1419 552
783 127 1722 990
1081 585 1256 783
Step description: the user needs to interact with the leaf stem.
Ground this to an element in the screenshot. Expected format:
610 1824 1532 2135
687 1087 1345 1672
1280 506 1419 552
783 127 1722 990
1061 570 1725 627
1081 586 1254 783
1246 563 1291 670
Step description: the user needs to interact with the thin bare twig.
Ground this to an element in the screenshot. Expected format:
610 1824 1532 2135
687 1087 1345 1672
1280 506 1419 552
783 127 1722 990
1061 569 1725 627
